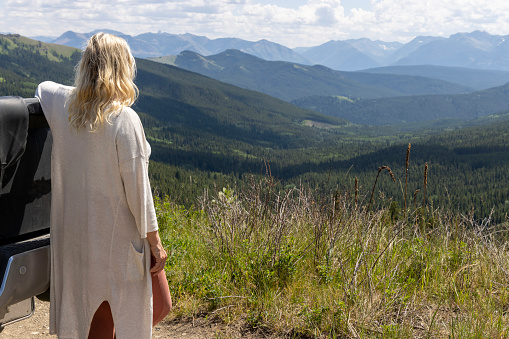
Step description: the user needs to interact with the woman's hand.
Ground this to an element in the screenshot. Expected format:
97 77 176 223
147 231 168 275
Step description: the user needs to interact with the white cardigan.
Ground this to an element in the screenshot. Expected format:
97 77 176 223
36 81 158 339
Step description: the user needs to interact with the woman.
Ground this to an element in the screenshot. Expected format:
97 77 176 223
36 33 171 338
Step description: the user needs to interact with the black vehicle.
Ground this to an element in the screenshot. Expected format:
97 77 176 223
0 96 51 329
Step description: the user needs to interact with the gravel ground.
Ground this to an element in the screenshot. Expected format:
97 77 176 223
0 299 278 338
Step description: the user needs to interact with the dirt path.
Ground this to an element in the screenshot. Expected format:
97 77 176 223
0 299 276 338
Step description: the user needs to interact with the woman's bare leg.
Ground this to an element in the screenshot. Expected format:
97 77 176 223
88 301 115 339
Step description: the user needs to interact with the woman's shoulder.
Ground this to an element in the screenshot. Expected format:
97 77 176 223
114 106 146 141
35 82 75 123
36 81 74 104
115 106 149 159
37 81 74 95
120 106 140 120
116 106 143 128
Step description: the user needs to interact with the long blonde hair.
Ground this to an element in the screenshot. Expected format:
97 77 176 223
68 32 138 130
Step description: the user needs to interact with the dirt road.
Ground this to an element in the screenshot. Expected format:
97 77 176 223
0 299 275 338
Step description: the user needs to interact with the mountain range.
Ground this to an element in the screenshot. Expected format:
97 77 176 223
297 31 509 71
51 29 309 64
45 30 509 71
6 32 509 128
150 49 472 101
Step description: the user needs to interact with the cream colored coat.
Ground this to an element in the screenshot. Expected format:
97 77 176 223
36 81 158 339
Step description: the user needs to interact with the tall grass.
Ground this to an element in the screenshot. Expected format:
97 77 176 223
156 157 509 338
404 143 411 218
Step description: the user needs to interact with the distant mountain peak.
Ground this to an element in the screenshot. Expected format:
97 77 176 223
50 30 309 63
91 29 126 36
451 30 492 39
47 30 509 72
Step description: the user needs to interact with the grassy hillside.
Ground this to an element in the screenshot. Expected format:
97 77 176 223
151 49 471 102
0 34 78 60
292 83 509 125
0 34 79 96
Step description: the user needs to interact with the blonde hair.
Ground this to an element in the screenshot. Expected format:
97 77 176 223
68 32 138 130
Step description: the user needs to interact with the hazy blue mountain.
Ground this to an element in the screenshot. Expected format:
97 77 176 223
297 38 402 67
128 32 212 57
51 30 309 63
297 36 439 71
29 35 58 43
298 40 381 71
361 65 509 91
235 39 310 63
342 38 403 64
393 31 509 70
386 36 445 64
150 49 471 102
298 31 509 71
52 31 90 49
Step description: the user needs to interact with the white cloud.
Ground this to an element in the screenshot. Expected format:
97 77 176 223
364 0 509 40
1 0 509 47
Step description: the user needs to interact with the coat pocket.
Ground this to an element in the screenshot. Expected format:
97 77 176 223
126 241 146 281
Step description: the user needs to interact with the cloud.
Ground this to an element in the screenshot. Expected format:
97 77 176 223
1 0 509 47
315 6 339 25
365 0 509 39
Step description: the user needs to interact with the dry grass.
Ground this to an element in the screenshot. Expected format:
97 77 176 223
156 159 509 338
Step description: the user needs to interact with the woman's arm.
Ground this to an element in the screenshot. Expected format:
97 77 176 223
147 231 167 274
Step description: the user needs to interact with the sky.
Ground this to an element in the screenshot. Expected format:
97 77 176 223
1 0 509 47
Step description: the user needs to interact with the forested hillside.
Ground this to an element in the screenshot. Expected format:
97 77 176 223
292 84 509 125
2 34 509 222
281 118 509 222
134 57 347 150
